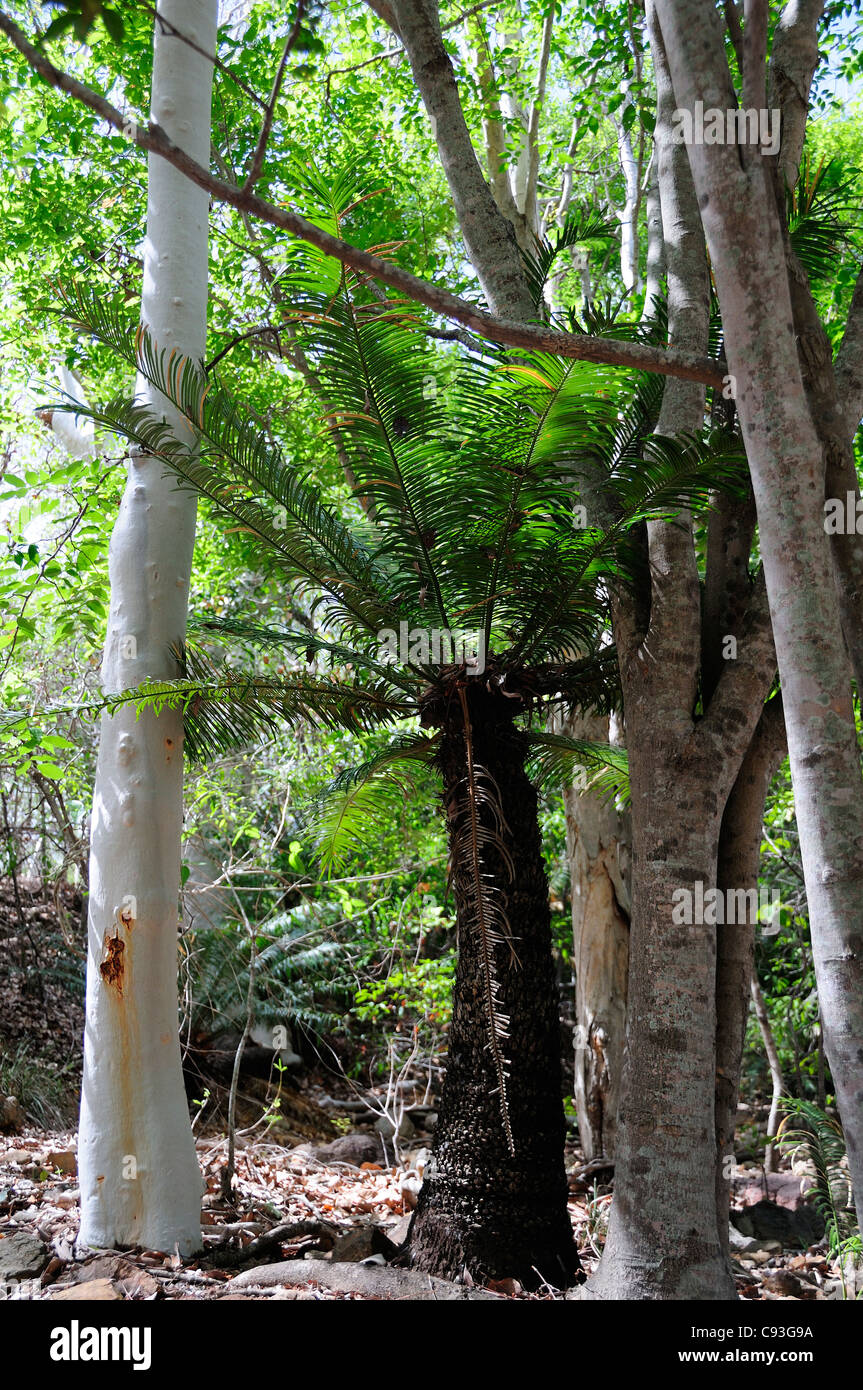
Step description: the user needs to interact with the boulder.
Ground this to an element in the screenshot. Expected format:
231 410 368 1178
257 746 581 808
330 1225 398 1263
0 1229 50 1280
731 1199 824 1248
228 1259 502 1300
310 1133 382 1167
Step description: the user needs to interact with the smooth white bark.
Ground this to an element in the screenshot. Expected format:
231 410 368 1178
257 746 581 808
78 0 218 1255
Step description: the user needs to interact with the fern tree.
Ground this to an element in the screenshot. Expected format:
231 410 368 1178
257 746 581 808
54 182 744 1282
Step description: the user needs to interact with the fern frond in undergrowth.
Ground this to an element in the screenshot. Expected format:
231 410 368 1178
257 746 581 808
777 1098 858 1258
187 905 348 1042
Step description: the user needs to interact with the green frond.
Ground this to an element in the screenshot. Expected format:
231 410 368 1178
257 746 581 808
777 1098 857 1252
523 730 629 802
788 154 860 286
97 644 412 762
306 733 440 873
520 205 618 310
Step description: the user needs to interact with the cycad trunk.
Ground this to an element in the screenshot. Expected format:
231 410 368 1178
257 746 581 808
78 0 217 1254
409 685 579 1286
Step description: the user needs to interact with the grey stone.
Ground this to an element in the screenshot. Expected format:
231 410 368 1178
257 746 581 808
0 1230 50 1280
730 1199 824 1248
330 1225 398 1263
310 1133 382 1166
228 1259 502 1300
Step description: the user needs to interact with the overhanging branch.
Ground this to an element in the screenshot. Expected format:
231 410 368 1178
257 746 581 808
0 10 726 387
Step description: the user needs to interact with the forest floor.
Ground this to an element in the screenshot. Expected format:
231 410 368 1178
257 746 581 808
0 879 852 1301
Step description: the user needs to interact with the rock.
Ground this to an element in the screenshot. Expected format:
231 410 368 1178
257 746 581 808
0 1097 23 1135
385 1215 412 1247
733 1171 811 1211
423 1112 438 1132
3 1149 31 1164
730 1199 824 1248
72 1255 160 1299
0 1229 50 1280
374 1114 416 1143
762 1269 806 1297
49 1278 121 1301
228 1259 502 1300
330 1225 398 1263
45 1150 77 1176
728 1223 767 1255
310 1133 382 1167
55 1190 79 1210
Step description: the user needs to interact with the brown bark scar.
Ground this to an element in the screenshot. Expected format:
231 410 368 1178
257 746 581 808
99 931 125 994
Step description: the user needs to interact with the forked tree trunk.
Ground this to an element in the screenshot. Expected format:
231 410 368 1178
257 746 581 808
409 683 579 1286
655 0 863 1231
78 0 218 1254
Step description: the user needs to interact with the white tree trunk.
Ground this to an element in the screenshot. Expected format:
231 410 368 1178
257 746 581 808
78 0 218 1255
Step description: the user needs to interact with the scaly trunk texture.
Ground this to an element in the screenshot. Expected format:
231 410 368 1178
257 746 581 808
409 682 579 1287
655 0 863 1231
78 0 217 1254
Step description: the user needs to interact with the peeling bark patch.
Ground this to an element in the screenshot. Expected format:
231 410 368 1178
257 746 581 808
99 932 125 994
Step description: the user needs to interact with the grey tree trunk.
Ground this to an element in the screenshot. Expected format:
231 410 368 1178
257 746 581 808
714 697 786 1251
655 0 863 1232
561 711 630 1162
583 2 777 1298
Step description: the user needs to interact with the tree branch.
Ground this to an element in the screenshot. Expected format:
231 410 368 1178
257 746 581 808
767 0 825 188
0 10 724 386
835 263 863 437
243 1 305 192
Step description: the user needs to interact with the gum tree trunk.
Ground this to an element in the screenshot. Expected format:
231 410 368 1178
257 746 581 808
78 0 217 1254
409 685 579 1286
655 0 863 1232
714 698 786 1252
561 712 631 1162
583 1 774 1298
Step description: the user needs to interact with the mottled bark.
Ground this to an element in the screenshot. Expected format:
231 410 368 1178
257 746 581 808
715 697 786 1252
409 685 579 1286
385 0 537 320
584 2 778 1298
782 244 863 693
561 712 631 1162
767 0 825 188
835 266 863 436
656 0 863 1230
